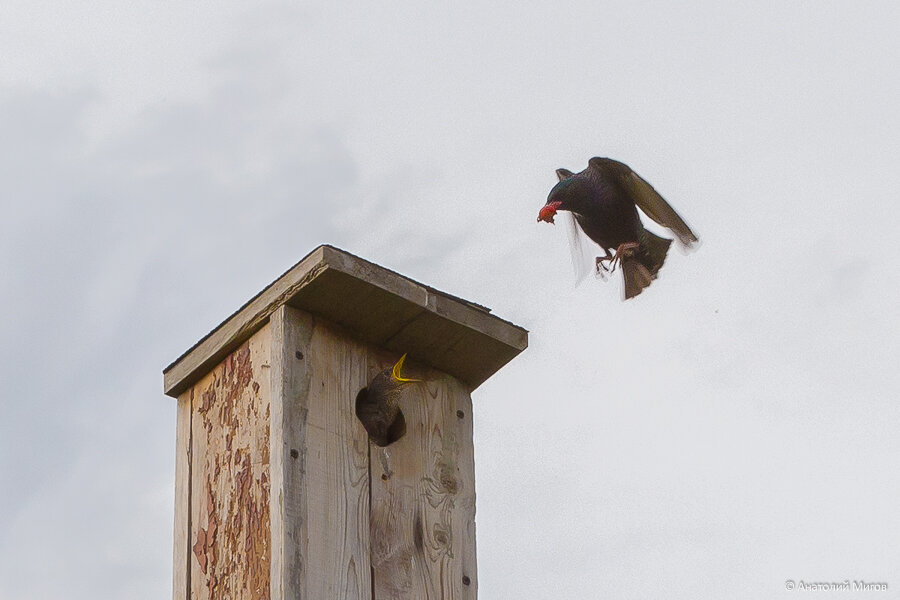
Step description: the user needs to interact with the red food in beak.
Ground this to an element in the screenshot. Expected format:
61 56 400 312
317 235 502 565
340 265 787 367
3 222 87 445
538 201 562 224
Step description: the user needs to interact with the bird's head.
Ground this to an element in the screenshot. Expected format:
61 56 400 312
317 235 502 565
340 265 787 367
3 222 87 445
390 353 422 384
538 177 590 224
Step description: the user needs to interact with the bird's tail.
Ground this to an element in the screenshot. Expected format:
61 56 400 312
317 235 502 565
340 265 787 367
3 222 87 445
622 229 673 299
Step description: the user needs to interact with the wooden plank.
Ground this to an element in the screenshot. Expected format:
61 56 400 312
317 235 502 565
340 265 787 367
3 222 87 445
303 320 372 599
369 352 478 599
286 269 426 347
269 306 314 600
384 309 521 390
172 388 193 600
164 245 527 398
189 324 273 600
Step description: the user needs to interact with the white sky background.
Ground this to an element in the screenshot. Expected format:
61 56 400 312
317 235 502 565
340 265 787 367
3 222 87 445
1 1 899 598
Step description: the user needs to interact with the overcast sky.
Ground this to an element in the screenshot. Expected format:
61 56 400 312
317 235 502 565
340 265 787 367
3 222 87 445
2 2 899 598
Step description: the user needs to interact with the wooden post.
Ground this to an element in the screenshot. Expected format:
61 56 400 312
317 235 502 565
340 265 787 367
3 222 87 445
164 245 527 600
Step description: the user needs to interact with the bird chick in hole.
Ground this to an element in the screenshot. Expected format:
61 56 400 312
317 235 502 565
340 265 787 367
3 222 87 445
355 353 422 447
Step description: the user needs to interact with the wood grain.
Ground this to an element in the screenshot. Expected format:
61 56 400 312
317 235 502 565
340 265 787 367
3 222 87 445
303 319 373 599
189 324 272 600
368 352 478 600
172 388 193 600
269 305 313 600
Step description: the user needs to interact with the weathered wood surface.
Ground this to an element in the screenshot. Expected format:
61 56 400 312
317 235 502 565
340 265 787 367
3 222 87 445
172 388 193 600
267 317 478 599
164 245 527 398
368 352 478 600
171 302 488 599
189 324 273 600
303 320 373 599
269 306 313 600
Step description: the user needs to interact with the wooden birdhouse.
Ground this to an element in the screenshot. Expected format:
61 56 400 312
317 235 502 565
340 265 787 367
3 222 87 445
163 245 528 599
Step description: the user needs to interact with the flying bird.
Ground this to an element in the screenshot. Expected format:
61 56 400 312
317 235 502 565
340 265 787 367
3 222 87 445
537 157 698 299
355 353 421 446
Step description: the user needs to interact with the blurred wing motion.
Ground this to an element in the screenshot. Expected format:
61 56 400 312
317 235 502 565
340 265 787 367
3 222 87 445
556 167 596 284
625 171 699 248
561 211 596 285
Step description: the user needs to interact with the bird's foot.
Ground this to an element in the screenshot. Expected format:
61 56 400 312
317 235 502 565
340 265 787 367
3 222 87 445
595 248 615 272
595 251 613 280
607 242 640 272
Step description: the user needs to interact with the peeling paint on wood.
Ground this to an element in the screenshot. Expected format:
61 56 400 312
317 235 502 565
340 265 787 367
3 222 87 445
189 324 272 600
173 311 481 600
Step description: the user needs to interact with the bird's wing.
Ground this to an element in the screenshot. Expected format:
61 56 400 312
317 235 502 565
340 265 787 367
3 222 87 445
561 211 595 285
625 171 698 247
587 157 631 178
556 168 575 181
588 157 698 248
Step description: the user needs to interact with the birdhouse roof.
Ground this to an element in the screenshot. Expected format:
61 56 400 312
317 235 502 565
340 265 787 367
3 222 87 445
163 245 528 397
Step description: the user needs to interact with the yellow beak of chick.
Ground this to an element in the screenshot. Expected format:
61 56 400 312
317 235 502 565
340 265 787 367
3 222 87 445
391 353 422 383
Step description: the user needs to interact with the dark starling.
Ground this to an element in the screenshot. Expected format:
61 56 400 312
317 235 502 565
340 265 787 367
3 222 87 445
354 353 421 447
537 157 698 299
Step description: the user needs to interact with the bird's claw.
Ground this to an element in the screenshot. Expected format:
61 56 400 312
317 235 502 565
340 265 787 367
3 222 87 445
607 242 640 272
594 255 611 280
595 243 640 276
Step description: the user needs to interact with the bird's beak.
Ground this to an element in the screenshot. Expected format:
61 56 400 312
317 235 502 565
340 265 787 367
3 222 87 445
391 353 422 383
537 201 562 224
